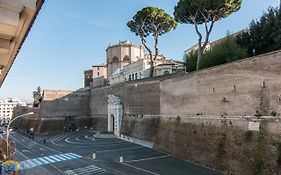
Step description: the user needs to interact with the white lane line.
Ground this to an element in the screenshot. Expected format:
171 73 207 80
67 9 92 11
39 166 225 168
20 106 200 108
12 134 66 174
53 154 67 161
65 165 108 175
43 156 56 163
65 170 77 175
59 154 73 160
49 155 61 162
32 158 43 166
11 134 62 154
19 153 83 170
96 145 143 153
124 155 170 163
69 153 82 158
38 157 50 164
65 153 81 159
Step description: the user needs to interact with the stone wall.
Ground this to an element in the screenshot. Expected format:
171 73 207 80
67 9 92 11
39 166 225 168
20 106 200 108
118 50 281 174
160 50 281 117
89 79 161 131
13 88 92 134
41 88 90 118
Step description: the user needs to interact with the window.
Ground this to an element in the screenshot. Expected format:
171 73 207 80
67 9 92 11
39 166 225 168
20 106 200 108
97 72 100 76
164 70 170 75
132 74 135 80
135 73 137 79
97 67 100 70
123 55 130 62
129 75 131 81
112 56 119 63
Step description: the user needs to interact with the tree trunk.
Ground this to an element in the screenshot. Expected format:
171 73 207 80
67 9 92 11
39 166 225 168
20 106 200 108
196 47 203 70
149 57 154 77
141 36 154 78
196 37 203 70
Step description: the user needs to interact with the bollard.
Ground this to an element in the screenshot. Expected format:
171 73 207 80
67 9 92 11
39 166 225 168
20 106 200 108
119 156 123 163
92 153 96 159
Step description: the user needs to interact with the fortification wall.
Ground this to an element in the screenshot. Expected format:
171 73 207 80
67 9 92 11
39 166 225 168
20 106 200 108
41 88 91 118
160 51 281 117
119 51 281 174
89 80 161 131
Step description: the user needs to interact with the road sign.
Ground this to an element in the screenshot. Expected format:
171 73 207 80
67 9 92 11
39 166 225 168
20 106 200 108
1 160 18 175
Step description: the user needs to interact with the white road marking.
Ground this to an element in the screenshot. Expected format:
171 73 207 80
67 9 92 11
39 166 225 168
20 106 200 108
65 165 107 175
96 145 143 153
124 155 170 163
19 153 82 170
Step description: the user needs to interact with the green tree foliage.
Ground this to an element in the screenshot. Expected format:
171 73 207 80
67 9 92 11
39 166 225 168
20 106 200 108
32 86 42 107
184 36 248 71
127 7 177 77
200 36 248 69
184 50 197 72
174 0 242 70
237 7 281 56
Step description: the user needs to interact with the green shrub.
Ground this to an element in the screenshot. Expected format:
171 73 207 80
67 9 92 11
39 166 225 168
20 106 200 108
184 50 197 72
270 111 277 117
184 36 248 71
199 36 248 69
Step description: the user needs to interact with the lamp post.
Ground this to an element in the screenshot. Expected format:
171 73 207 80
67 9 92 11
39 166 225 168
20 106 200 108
6 112 34 159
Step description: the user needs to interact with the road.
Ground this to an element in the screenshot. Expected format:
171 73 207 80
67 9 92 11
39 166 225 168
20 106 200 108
10 130 223 175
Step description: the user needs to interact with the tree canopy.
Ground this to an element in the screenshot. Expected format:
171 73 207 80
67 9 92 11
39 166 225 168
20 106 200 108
174 0 242 70
237 7 281 56
32 86 42 107
128 7 177 77
174 0 242 25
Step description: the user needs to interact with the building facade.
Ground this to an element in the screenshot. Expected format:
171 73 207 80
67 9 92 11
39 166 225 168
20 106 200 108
84 69 93 87
84 64 107 88
0 98 26 122
0 0 44 87
85 40 184 86
106 41 144 78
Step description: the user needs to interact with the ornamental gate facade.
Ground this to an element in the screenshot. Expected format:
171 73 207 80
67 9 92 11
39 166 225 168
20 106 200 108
107 95 123 137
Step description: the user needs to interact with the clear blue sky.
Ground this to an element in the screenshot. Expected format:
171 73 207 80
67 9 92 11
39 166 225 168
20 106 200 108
0 0 279 102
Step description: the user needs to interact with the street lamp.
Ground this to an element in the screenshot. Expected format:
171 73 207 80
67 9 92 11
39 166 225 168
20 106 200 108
6 112 34 159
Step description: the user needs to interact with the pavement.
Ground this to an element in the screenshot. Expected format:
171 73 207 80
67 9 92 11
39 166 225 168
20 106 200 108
10 130 224 175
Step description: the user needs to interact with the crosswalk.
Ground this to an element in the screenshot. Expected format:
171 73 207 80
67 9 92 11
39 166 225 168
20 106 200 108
19 153 82 170
65 165 108 175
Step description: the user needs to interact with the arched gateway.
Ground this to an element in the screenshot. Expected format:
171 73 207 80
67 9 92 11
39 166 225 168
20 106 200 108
107 95 123 137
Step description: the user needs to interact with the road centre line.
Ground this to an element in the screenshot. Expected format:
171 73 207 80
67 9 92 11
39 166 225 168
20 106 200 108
124 155 170 163
96 145 143 153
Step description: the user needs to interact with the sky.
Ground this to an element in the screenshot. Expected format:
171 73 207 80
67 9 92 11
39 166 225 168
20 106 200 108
0 0 279 102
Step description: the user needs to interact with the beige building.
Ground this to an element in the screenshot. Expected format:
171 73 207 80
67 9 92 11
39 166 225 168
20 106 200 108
154 60 185 76
85 40 184 85
0 0 44 87
106 40 144 78
123 55 166 81
93 64 107 79
84 64 107 87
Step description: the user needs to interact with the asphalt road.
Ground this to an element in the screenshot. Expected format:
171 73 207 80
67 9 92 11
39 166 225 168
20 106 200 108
10 130 224 175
